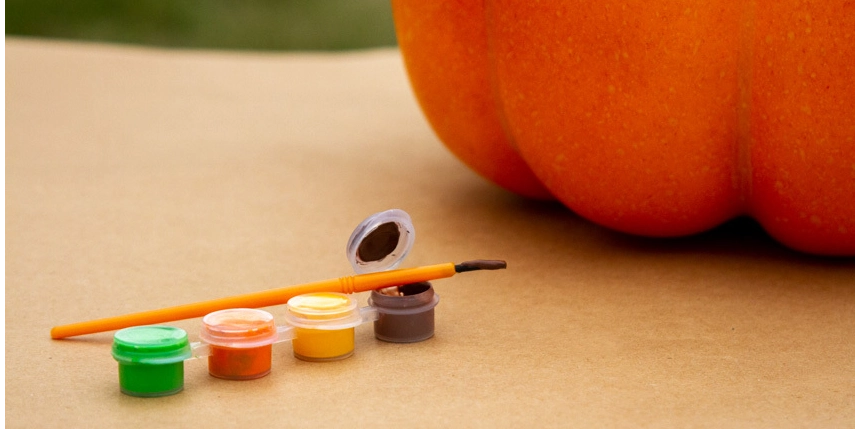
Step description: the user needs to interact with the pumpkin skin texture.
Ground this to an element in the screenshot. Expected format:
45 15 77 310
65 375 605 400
392 0 854 256
392 0 552 199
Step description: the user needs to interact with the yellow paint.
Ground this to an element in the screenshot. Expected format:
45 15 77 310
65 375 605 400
286 292 358 361
292 327 355 361
287 292 354 320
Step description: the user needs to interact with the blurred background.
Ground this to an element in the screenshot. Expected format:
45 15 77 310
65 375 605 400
6 0 398 51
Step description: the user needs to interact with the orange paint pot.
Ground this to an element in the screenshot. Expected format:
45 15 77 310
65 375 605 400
199 308 283 380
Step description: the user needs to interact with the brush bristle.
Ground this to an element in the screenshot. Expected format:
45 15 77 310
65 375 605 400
455 260 507 272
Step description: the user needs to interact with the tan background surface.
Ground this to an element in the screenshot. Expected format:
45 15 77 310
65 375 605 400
5 38 854 428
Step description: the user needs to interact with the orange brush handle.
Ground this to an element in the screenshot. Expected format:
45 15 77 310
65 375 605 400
50 263 457 339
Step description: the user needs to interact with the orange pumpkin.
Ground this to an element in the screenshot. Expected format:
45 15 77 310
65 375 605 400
392 0 854 256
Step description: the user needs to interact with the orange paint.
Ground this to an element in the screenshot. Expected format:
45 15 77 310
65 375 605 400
199 308 279 380
208 344 273 380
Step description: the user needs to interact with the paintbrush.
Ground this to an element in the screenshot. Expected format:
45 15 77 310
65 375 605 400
50 260 506 339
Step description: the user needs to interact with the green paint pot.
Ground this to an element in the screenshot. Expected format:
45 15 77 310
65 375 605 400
112 326 192 397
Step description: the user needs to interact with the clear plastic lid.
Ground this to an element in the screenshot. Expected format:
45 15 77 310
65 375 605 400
112 326 192 365
199 308 279 349
346 209 415 274
284 292 364 330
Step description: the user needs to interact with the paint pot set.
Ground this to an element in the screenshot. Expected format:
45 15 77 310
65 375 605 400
111 210 442 397
51 209 505 397
112 286 440 397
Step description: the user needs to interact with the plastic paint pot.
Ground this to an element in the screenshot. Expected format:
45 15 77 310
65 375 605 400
112 326 192 397
346 210 441 343
369 282 440 343
285 292 366 362
198 308 285 380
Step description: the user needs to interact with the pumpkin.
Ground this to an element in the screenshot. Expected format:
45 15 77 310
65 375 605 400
391 0 854 256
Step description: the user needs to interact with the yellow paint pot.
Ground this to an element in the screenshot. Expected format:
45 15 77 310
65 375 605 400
285 292 366 362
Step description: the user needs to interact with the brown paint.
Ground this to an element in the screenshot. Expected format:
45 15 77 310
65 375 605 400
455 259 507 272
356 221 401 262
369 282 437 343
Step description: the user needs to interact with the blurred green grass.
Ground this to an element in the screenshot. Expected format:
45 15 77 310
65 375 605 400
5 0 398 51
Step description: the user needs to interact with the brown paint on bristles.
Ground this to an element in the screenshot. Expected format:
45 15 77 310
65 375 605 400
454 260 507 272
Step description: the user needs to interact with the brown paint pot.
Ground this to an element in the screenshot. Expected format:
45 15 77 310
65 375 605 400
368 282 439 343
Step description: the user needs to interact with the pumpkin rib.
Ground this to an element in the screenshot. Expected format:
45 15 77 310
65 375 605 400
735 0 756 217
486 0 748 237
744 0 855 255
391 0 553 200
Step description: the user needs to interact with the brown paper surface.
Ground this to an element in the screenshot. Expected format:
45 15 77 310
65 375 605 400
5 38 854 428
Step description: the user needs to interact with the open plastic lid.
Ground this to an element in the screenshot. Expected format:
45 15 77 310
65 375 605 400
346 209 415 274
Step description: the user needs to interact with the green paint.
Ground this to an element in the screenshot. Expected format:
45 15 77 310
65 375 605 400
112 326 192 397
117 361 185 397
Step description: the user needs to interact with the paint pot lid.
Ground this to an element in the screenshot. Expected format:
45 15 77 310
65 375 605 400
285 292 364 329
200 308 278 349
346 209 415 274
112 326 192 365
